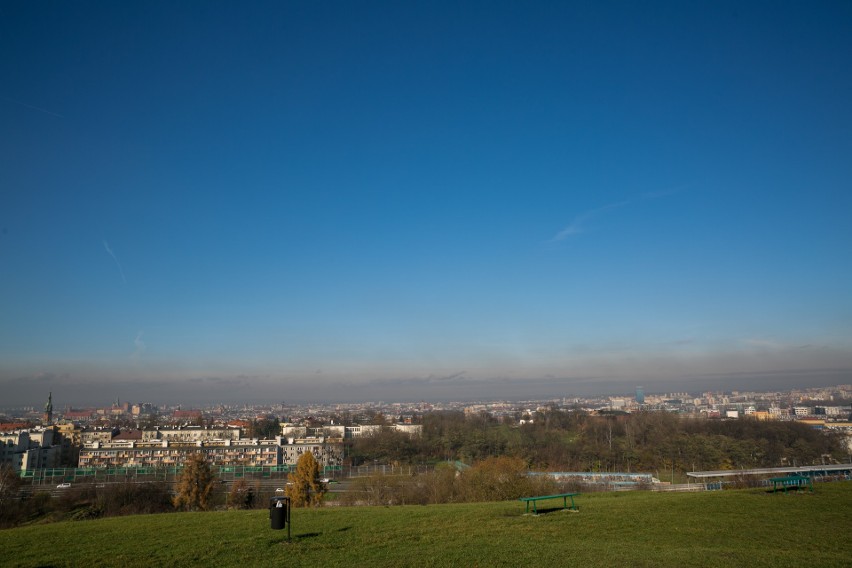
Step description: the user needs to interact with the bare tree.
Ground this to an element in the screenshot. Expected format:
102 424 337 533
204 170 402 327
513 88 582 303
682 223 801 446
0 465 21 510
226 479 256 509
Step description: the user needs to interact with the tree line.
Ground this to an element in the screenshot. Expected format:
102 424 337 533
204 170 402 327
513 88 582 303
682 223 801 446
350 409 847 476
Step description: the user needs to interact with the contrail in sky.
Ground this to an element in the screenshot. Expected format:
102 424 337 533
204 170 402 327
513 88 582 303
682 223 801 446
550 201 629 242
131 331 146 360
549 183 691 243
103 240 126 283
2 96 64 118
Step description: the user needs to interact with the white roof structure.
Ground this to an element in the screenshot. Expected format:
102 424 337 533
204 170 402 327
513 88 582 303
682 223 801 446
686 463 852 479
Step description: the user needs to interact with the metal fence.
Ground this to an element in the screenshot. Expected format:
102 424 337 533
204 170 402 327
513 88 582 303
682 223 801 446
21 463 430 485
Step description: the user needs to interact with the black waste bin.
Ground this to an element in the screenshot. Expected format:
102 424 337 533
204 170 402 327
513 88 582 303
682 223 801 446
269 496 289 531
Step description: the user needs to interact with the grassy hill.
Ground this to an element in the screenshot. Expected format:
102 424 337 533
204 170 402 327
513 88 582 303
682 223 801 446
2 482 851 567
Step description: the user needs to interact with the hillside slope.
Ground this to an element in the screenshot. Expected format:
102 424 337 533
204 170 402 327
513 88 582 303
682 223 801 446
2 483 850 567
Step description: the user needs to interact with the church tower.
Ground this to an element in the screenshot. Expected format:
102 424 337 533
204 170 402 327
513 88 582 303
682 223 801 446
43 391 53 424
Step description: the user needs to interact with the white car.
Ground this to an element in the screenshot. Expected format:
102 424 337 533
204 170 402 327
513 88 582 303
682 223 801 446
56 483 71 489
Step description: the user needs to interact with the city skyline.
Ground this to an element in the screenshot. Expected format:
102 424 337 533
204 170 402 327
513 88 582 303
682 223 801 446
5 375 851 410
2 2 851 406
4 382 851 415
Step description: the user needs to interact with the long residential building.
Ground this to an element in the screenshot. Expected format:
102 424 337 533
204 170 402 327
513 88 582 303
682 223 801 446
78 438 286 469
76 422 422 470
77 434 343 469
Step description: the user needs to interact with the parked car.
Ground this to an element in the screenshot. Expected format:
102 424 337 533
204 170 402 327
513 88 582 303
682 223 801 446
56 483 71 489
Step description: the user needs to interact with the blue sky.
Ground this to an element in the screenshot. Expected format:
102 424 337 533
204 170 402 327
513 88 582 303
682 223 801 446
2 1 851 406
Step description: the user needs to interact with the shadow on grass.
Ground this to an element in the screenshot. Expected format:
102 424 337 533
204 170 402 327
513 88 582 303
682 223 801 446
522 506 580 516
283 526 357 541
764 488 813 495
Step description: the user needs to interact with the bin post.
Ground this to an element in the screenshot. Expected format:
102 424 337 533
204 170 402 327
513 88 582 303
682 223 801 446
269 496 291 541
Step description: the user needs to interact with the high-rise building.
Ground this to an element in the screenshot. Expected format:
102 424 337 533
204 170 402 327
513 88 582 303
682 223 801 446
635 386 645 405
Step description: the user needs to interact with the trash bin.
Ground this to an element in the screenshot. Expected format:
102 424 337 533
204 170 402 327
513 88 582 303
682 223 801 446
269 496 289 531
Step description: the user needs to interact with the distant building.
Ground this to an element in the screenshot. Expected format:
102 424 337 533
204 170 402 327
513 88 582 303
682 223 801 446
54 422 83 466
0 429 61 472
815 406 848 417
141 426 240 442
131 403 156 416
42 392 53 425
172 409 202 421
80 429 114 445
635 386 645 405
63 409 95 422
279 437 342 468
280 424 308 438
281 423 421 440
345 425 383 438
793 406 812 417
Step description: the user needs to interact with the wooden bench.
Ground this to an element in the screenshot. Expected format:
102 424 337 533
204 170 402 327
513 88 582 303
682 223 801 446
519 492 580 514
768 475 813 494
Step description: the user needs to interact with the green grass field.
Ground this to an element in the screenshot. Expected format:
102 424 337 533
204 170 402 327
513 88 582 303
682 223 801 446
2 482 851 567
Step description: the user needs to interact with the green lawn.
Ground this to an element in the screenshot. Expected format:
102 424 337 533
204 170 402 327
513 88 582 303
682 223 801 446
2 482 851 567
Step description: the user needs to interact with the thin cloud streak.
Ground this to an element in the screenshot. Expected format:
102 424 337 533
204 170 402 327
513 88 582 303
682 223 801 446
131 331 146 360
103 240 126 283
549 184 689 242
550 201 629 242
2 96 65 118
